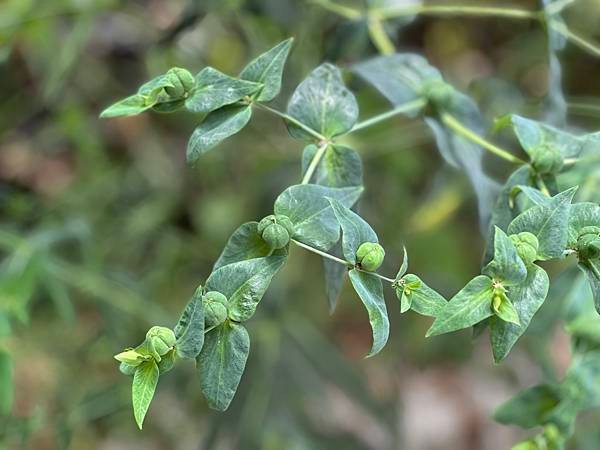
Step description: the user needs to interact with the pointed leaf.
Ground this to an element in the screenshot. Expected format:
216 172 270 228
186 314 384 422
568 202 600 247
490 265 550 362
578 261 600 314
426 275 494 337
132 360 160 429
187 105 252 163
197 321 250 411
205 256 286 322
322 240 348 313
395 246 409 281
0 350 13 416
328 198 378 264
399 274 447 317
348 269 389 357
494 295 521 326
287 63 358 140
494 383 562 428
274 184 363 251
174 287 205 359
185 67 262 113
240 38 293 102
100 94 151 118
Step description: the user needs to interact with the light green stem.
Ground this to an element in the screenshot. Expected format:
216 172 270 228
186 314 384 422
307 0 362 20
291 239 396 283
350 99 427 133
255 103 327 142
367 16 395 55
440 112 527 164
550 21 600 58
301 143 329 184
373 4 538 20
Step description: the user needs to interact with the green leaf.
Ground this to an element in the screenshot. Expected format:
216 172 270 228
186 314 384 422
426 275 494 337
578 261 600 314
301 144 363 312
0 350 13 416
353 53 439 112
240 38 293 102
494 294 521 326
328 198 378 264
507 187 577 260
274 184 363 251
100 94 151 118
185 67 262 114
174 287 204 359
348 269 389 357
287 63 358 140
301 144 363 187
197 321 250 411
494 383 562 428
567 202 600 247
398 274 447 317
483 227 527 286
395 246 409 282
213 222 288 270
132 360 160 429
205 256 286 322
490 265 550 362
187 105 252 163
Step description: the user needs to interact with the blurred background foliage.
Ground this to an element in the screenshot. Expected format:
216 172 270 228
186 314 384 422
1 0 600 449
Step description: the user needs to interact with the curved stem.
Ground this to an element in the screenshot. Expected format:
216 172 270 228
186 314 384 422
550 21 600 58
440 112 527 165
301 143 329 184
255 103 327 142
350 99 427 133
367 16 395 55
373 4 538 21
307 0 362 20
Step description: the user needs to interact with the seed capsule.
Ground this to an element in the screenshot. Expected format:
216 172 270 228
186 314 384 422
532 144 564 174
258 214 294 250
146 326 177 360
203 291 228 328
164 67 196 98
356 242 385 271
509 232 539 266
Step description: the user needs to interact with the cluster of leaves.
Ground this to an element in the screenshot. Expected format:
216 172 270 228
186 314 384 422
101 16 600 446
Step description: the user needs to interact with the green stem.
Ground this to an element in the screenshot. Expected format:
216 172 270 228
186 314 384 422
440 112 527 165
291 239 396 283
255 103 327 142
367 16 395 55
307 0 362 20
373 4 538 21
350 99 427 133
549 21 600 58
588 260 600 280
536 176 551 197
301 143 329 184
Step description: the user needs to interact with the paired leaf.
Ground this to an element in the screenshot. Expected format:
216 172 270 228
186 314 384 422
483 227 527 286
0 350 13 416
100 74 175 118
174 287 205 359
187 105 252 163
397 274 446 317
577 262 600 315
240 38 293 102
274 184 363 251
490 265 550 362
197 321 250 411
205 255 286 322
185 67 262 114
328 198 378 264
348 270 390 357
507 187 577 260
426 275 494 337
287 63 358 140
132 360 160 429
301 144 363 187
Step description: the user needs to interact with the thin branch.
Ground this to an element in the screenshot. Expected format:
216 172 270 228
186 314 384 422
550 21 600 58
440 112 527 165
301 143 329 184
367 16 395 55
254 103 327 142
372 4 538 21
350 99 427 133
306 0 362 20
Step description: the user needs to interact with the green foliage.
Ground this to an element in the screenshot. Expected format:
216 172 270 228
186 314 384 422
132 360 160 429
0 350 13 416
174 287 205 359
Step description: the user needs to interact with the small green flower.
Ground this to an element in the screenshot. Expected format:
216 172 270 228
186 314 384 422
509 232 539 266
531 144 564 174
356 242 385 271
114 349 147 366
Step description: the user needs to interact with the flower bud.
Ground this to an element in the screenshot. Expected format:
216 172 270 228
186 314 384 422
114 349 146 366
532 145 564 174
258 214 293 250
146 326 176 360
356 242 385 271
203 291 228 328
509 232 539 266
421 80 455 110
577 227 600 260
164 68 196 98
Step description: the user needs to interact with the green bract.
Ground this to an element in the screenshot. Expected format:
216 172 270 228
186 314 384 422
356 242 385 271
114 350 147 366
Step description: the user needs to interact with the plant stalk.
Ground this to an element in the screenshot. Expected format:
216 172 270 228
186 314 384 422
350 99 427 133
373 4 538 21
367 16 395 55
301 143 329 184
255 103 327 142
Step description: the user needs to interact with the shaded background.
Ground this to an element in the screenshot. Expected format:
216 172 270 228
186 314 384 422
1 0 600 449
